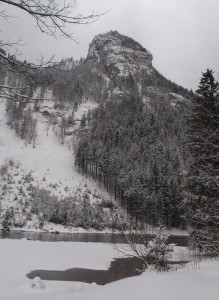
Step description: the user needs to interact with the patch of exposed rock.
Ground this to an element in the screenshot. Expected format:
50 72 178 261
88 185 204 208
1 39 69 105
86 31 153 78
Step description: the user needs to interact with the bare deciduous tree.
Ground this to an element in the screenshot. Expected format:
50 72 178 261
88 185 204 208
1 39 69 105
114 226 174 272
0 0 103 102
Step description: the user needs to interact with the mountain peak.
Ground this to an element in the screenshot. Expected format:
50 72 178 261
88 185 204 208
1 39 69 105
86 31 153 78
93 31 149 53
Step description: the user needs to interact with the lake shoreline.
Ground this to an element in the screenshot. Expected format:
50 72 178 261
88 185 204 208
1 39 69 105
0 229 189 246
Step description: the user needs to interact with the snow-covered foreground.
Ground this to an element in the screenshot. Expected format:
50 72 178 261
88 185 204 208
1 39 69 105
1 239 219 300
0 239 122 300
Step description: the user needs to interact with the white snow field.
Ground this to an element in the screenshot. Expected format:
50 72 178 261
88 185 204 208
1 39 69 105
0 99 113 232
0 99 100 198
0 238 219 300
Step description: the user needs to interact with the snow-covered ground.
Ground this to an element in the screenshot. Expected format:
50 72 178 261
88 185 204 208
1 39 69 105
0 238 218 300
0 239 122 300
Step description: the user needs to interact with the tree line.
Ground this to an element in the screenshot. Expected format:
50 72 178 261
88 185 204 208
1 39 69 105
75 92 188 229
75 69 219 256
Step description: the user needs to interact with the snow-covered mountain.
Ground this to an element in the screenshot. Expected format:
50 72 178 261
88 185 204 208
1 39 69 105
0 31 192 232
86 31 153 78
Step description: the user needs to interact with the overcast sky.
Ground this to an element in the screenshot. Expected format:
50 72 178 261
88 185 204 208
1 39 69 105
1 0 219 90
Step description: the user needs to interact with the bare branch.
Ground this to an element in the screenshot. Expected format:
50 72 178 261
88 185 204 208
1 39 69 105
0 0 105 40
0 1 106 102
0 52 34 84
0 84 54 103
0 38 24 49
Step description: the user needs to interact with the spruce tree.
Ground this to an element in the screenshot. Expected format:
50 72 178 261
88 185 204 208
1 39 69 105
185 69 219 255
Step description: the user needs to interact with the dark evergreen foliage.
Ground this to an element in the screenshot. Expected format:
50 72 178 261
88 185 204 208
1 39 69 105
29 186 127 230
143 68 193 98
6 100 37 145
34 62 106 105
75 93 187 228
185 69 219 255
107 31 148 53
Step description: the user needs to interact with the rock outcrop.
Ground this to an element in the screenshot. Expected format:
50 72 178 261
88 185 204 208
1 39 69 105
86 31 153 78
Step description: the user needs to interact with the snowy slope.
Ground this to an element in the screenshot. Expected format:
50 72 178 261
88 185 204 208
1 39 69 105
0 99 112 232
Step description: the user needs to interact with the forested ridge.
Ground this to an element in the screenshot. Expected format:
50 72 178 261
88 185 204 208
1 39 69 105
75 90 188 228
185 69 219 255
2 30 206 236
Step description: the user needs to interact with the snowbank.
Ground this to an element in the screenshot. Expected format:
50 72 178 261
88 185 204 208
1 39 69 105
1 238 219 300
0 239 122 299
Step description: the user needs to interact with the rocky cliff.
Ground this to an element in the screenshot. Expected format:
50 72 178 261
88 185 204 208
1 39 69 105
86 31 153 79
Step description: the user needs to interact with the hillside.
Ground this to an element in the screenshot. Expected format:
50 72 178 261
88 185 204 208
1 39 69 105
0 31 192 231
0 97 126 231
75 31 191 229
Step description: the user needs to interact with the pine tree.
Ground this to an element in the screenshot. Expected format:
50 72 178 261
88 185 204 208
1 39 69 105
185 69 219 255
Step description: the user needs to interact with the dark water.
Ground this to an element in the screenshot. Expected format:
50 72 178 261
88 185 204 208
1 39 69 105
0 230 189 246
27 256 144 285
27 257 189 285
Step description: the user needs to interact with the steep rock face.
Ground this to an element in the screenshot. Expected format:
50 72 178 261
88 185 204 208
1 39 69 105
86 31 153 78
